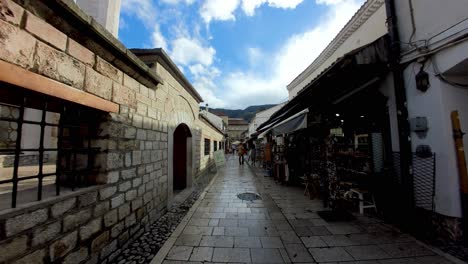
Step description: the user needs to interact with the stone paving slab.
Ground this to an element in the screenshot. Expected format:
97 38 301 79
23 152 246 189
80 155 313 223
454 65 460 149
156 155 461 264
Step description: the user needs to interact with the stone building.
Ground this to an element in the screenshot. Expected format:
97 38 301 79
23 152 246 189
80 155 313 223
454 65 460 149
0 0 223 263
227 118 248 142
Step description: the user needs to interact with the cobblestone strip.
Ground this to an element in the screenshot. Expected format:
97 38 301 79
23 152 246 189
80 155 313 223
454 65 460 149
149 170 220 264
110 171 219 264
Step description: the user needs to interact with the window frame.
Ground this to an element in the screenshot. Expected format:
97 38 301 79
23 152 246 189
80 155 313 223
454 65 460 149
204 138 210 156
0 85 102 208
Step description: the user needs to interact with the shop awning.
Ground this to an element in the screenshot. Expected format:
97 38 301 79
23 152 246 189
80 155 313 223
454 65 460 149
257 35 390 133
272 110 307 136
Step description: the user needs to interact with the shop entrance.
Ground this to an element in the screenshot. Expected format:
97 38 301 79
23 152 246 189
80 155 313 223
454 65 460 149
173 123 192 191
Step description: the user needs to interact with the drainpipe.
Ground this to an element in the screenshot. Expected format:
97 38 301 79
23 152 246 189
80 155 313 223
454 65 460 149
385 0 415 226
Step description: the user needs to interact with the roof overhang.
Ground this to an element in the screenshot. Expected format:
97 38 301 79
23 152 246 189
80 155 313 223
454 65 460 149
131 48 204 103
257 35 390 132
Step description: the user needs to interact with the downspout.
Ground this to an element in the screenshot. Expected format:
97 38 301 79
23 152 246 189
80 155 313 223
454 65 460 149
385 0 415 225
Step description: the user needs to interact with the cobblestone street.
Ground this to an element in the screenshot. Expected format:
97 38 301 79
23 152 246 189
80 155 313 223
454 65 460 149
156 156 459 263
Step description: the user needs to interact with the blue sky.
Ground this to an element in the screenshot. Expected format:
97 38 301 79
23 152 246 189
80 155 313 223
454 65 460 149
119 0 364 109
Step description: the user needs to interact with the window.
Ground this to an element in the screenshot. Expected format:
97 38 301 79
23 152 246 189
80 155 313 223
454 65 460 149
214 140 217 151
219 141 223 150
204 138 210 155
0 84 103 209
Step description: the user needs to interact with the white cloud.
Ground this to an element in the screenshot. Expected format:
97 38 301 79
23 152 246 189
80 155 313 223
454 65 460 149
151 26 168 50
247 47 263 66
241 0 304 16
200 0 240 24
201 0 364 108
121 0 156 24
160 0 196 5
171 37 216 66
121 0 169 49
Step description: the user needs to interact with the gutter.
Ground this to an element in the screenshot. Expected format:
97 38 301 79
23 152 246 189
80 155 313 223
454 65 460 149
385 0 415 223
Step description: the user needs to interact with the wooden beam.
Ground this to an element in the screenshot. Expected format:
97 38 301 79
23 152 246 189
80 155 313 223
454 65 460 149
0 60 119 113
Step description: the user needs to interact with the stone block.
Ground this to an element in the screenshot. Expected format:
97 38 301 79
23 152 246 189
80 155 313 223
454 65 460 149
132 115 143 128
104 209 118 228
124 127 137 139
111 222 124 238
84 66 113 100
111 194 125 209
132 151 142 166
1 0 24 25
136 207 145 221
77 192 98 208
118 203 131 220
51 198 76 218
136 129 147 140
143 192 152 204
0 235 28 261
132 178 142 188
63 209 92 232
94 201 110 217
99 186 117 200
106 152 123 169
50 231 78 261
91 231 109 253
32 221 61 247
131 198 143 211
80 218 102 241
100 239 117 258
125 152 132 167
0 20 36 68
119 181 131 192
136 103 147 116
143 117 153 129
117 231 129 246
95 56 123 83
13 249 46 264
67 38 95 66
125 213 136 228
123 74 139 91
121 168 137 180
25 12 66 50
63 247 88 264
34 41 86 89
136 93 151 106
118 139 138 151
125 189 137 201
97 171 119 185
5 209 48 236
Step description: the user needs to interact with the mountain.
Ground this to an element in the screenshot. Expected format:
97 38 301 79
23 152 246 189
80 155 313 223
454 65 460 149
205 104 276 122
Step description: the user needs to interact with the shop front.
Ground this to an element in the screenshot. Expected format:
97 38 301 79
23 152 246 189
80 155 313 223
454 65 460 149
256 35 401 219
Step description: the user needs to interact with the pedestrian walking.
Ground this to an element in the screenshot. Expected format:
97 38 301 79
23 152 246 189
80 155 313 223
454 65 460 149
238 143 245 165
250 143 256 166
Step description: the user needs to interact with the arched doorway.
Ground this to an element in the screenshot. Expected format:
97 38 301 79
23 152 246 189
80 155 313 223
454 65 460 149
173 123 192 191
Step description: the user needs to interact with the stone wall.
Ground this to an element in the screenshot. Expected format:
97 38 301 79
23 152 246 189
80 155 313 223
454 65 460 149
197 118 224 175
0 0 223 263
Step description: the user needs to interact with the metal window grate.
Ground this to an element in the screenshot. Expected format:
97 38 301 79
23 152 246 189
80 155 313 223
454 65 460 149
0 84 103 208
391 151 436 211
204 138 210 155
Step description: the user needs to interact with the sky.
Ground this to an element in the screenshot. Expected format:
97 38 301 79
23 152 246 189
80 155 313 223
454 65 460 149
119 0 365 109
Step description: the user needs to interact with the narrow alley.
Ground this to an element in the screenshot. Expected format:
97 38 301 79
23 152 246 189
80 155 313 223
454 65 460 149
157 157 456 263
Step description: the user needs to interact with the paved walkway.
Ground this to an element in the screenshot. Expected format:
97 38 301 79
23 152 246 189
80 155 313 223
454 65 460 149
160 155 457 263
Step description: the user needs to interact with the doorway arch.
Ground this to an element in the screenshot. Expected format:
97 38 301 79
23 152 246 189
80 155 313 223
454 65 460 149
173 123 192 191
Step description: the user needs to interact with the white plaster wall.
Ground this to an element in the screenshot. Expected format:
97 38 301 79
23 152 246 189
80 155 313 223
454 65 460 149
288 4 387 98
75 0 121 37
394 0 468 218
395 0 468 57
248 104 285 136
402 40 468 217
